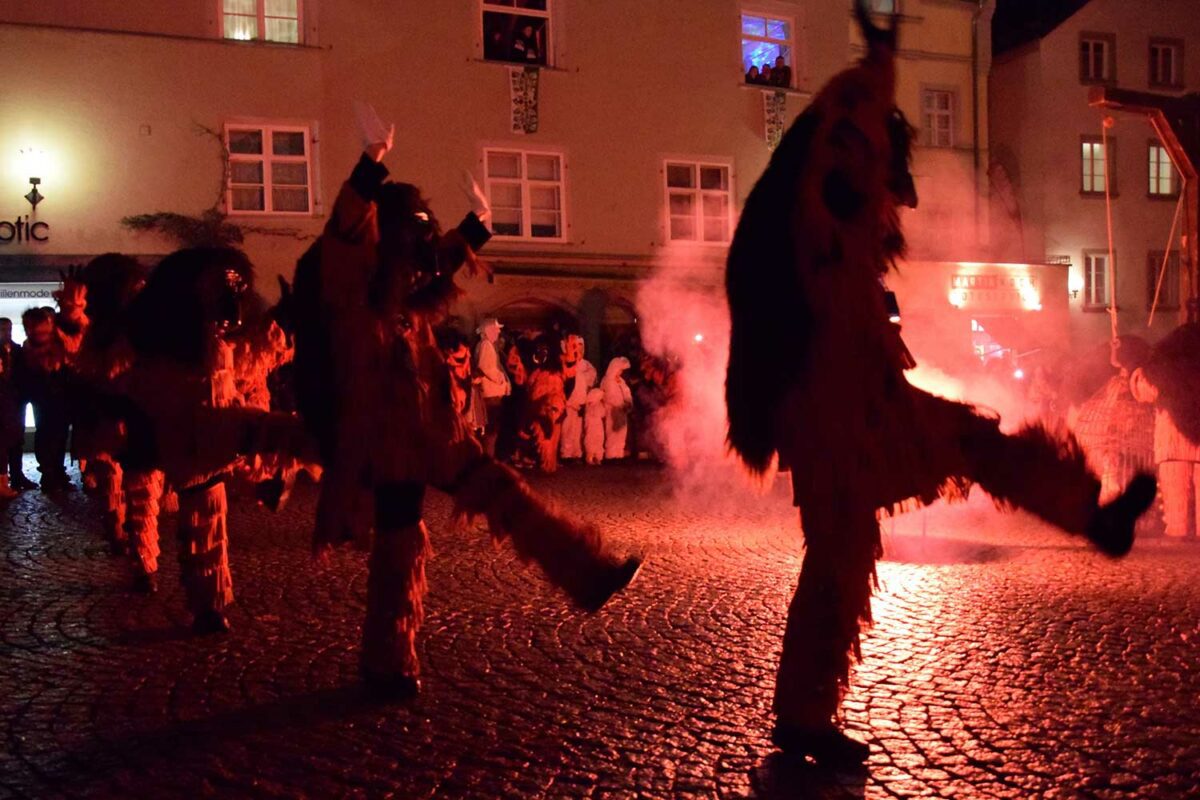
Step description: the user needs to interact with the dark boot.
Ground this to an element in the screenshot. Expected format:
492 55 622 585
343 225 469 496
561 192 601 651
192 609 231 635
771 724 870 764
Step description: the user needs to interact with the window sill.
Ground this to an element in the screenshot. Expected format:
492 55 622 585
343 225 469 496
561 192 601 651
1147 192 1182 201
1081 305 1112 313
1080 191 1118 198
1149 82 1185 91
473 58 569 73
740 84 812 98
219 37 317 50
1079 77 1117 86
491 235 571 245
226 210 318 219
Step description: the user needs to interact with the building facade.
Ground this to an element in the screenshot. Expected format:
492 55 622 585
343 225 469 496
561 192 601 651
1 0 995 361
990 0 1200 348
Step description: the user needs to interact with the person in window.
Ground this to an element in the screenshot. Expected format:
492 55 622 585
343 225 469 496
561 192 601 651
746 65 762 84
512 22 541 63
771 55 792 87
760 64 773 85
289 105 640 697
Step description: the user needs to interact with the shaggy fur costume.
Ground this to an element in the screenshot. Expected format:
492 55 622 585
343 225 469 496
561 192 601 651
724 0 1154 759
292 153 637 686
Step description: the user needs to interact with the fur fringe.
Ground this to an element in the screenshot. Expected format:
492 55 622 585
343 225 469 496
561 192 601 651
450 459 620 608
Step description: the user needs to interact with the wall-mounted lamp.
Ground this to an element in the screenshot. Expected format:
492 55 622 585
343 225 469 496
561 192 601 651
1069 288 1079 300
18 148 46 210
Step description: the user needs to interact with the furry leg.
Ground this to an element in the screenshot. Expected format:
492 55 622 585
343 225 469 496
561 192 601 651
361 521 431 679
450 458 638 611
961 418 1101 534
1160 461 1192 538
123 469 162 576
91 455 126 551
176 481 235 615
774 501 879 729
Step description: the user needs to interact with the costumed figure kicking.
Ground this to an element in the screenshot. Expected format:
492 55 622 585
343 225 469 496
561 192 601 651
724 2 1158 764
108 246 309 633
290 105 640 697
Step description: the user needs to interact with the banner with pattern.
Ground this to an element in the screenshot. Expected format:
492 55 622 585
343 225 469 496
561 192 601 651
764 90 787 150
510 66 540 135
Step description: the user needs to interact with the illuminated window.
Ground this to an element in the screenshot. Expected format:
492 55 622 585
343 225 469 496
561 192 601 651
483 1 551 67
1081 136 1114 195
1080 34 1115 83
1083 251 1111 308
1147 251 1181 310
741 12 794 87
225 125 312 215
921 89 955 148
665 161 732 244
1149 143 1180 197
1149 39 1182 87
222 0 300 44
484 149 565 239
869 0 897 12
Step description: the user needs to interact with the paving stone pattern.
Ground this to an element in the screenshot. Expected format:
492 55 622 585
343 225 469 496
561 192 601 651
1 459 1198 798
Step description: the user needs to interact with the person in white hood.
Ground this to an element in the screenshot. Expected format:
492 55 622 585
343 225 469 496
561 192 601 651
601 357 633 459
473 317 510 456
584 387 607 465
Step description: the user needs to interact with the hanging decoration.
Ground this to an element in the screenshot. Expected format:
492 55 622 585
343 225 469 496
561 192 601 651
510 66 540 135
764 89 787 150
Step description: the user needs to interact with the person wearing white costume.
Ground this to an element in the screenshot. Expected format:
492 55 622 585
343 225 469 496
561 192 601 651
584 387 607 465
601 357 632 460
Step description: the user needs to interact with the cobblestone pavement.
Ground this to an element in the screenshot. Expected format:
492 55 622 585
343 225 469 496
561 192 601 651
1 458 1198 799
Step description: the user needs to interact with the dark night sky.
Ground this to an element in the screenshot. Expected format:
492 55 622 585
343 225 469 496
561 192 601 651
992 0 1092 55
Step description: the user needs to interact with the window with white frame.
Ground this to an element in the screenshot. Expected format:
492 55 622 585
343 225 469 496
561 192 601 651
741 12 794 87
222 0 301 44
484 149 565 239
869 0 897 12
1079 34 1114 83
225 125 312 214
920 89 955 148
1147 251 1181 310
1081 137 1113 194
665 161 732 244
483 1 551 66
1150 39 1182 87
1083 251 1111 308
1149 142 1180 197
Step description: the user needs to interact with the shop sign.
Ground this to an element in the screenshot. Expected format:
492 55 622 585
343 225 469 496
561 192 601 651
0 215 50 244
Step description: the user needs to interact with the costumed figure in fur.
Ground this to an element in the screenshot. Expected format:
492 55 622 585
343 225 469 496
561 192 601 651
108 246 311 632
1131 324 1200 539
601 357 633 460
437 327 488 437
523 334 567 472
71 253 148 553
494 340 529 466
290 106 640 697
559 334 597 461
583 387 607 465
724 1 1157 764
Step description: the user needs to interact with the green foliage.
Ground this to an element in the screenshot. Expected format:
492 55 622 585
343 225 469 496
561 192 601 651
120 209 245 248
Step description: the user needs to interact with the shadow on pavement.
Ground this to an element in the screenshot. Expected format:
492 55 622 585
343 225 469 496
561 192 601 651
750 752 868 798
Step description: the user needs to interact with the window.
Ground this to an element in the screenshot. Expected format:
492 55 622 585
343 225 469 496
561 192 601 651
1079 34 1115 83
483 1 550 66
1149 142 1180 197
741 12 794 87
1081 136 1114 195
484 149 565 239
868 0 897 12
1147 251 1181 310
1083 251 1111 308
1150 39 1183 87
921 89 955 148
222 0 301 44
225 125 312 214
665 161 732 244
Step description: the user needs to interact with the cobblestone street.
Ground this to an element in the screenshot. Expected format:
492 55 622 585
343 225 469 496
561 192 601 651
1 459 1198 799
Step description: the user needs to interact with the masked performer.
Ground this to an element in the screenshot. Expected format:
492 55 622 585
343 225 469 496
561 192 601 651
601 357 633 460
110 246 307 632
72 253 148 553
724 1 1157 764
524 334 567 472
559 334 596 461
1131 324 1200 539
291 113 639 696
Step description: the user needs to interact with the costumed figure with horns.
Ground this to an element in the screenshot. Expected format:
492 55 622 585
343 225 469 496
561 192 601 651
724 2 1158 764
290 103 640 696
